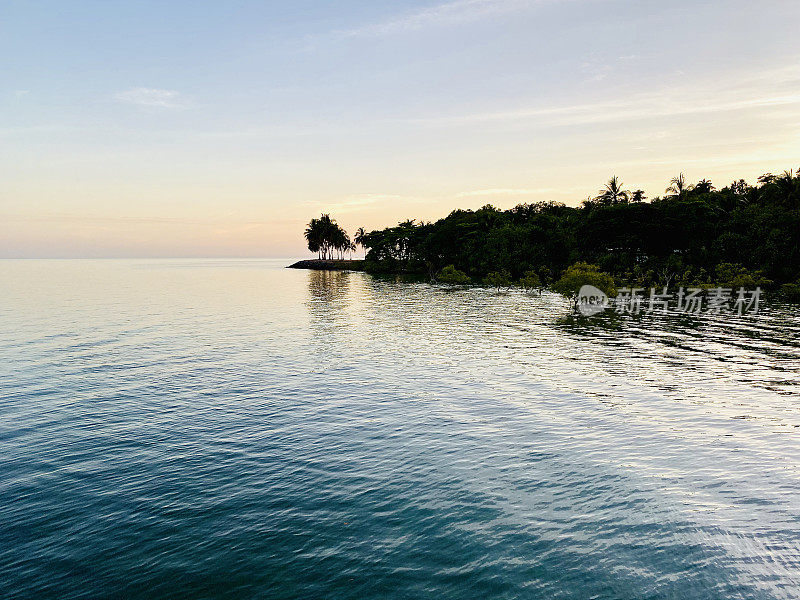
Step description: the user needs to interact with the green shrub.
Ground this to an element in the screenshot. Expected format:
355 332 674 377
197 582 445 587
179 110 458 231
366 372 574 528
483 270 512 290
437 264 471 285
779 282 800 302
715 262 772 288
552 262 617 304
518 270 541 292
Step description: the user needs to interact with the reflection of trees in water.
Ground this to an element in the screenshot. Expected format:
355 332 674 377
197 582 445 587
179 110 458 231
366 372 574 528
305 271 354 367
555 310 737 346
556 306 800 374
306 270 351 306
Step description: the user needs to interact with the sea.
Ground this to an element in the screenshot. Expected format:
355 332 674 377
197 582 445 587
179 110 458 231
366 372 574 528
2 258 799 599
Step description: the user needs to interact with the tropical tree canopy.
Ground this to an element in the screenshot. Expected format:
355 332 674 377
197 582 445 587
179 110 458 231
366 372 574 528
665 172 693 197
354 227 367 249
304 214 352 260
595 176 630 205
354 169 800 288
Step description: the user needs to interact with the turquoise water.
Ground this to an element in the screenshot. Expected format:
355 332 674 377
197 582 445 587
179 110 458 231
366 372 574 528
2 259 800 599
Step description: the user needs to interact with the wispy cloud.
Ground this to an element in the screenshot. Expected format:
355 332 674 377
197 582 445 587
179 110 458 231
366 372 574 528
114 87 188 109
413 83 800 129
580 53 613 82
455 188 557 197
211 222 267 236
402 63 800 130
307 194 410 213
1 214 211 225
340 0 556 37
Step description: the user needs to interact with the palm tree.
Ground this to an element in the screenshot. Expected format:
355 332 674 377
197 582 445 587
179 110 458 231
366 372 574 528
775 169 796 202
304 218 323 259
694 179 714 194
304 214 349 260
354 227 366 254
730 179 749 196
395 220 416 261
665 173 693 198
595 176 630 204
758 173 776 184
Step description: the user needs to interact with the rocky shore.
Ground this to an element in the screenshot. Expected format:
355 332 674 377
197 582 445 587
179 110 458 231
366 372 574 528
287 259 365 271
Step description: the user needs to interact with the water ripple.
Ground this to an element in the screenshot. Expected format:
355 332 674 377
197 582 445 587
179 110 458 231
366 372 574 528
1 259 799 599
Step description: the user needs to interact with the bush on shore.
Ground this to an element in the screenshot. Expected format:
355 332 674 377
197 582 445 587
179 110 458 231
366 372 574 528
437 265 471 285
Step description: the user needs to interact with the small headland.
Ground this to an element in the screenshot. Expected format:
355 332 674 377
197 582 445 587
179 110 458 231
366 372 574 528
287 259 365 271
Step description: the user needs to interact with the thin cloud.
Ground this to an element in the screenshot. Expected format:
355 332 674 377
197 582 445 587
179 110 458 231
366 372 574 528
300 193 444 216
410 64 800 128
414 89 800 129
309 194 407 213
456 188 558 197
114 87 188 109
340 0 556 37
580 52 615 82
211 223 267 236
1 214 212 225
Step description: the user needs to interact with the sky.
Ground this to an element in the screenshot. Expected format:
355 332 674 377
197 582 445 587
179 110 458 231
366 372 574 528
2 0 799 258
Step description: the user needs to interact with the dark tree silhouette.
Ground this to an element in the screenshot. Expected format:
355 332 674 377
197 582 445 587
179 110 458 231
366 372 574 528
666 173 692 198
347 168 800 291
595 176 630 205
304 214 351 260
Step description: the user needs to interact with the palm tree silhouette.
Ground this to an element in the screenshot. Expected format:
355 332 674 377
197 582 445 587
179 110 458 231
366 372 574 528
304 214 349 260
666 173 693 198
354 227 366 252
595 176 630 204
694 179 714 194
775 169 796 202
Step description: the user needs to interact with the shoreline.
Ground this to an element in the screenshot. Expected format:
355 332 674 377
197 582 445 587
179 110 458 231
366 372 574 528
287 259 365 271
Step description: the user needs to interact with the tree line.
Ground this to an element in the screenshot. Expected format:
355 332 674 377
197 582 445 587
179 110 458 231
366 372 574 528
352 170 800 298
304 214 358 260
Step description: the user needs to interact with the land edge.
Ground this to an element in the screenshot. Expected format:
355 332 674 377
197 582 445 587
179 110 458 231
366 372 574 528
287 259 365 271
285 260 799 302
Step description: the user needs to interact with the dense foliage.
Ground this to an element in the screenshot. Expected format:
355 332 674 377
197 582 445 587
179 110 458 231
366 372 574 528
360 171 800 291
305 214 355 260
551 262 617 301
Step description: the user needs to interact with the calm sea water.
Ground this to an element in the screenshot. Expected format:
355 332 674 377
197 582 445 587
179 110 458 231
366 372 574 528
2 259 800 599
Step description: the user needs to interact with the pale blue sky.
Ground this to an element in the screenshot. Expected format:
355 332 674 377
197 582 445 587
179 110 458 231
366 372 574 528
2 0 799 257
